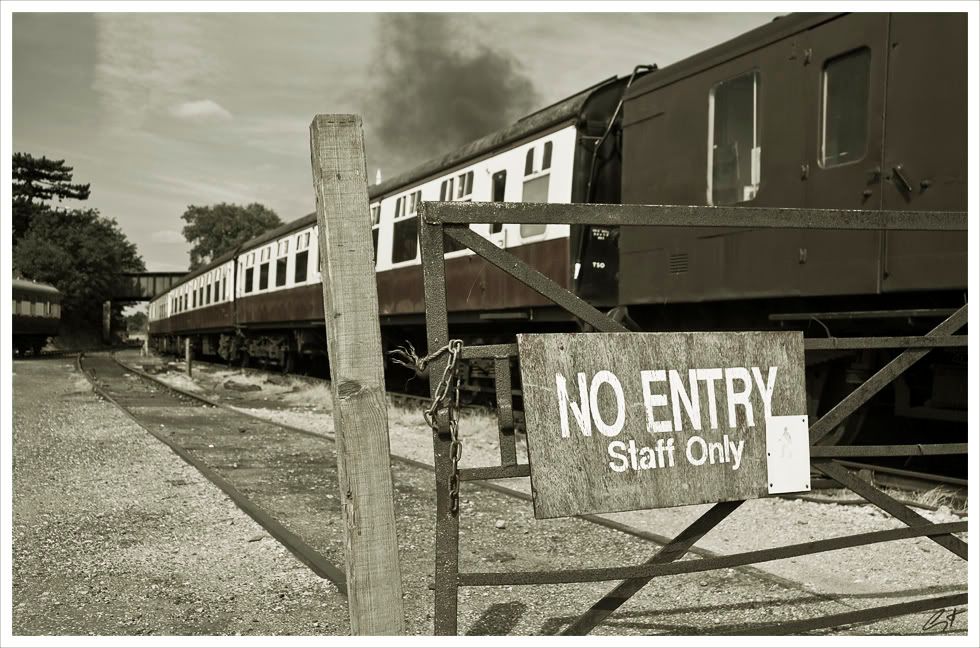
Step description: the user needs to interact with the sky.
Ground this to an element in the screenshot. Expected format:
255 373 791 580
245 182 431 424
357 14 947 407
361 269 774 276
12 11 780 272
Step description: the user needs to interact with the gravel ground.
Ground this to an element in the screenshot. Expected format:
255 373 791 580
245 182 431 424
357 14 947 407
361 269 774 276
135 353 968 635
11 358 348 636
12 353 968 636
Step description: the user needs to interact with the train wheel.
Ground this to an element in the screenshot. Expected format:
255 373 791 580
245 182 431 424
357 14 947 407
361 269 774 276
282 350 296 374
813 360 868 446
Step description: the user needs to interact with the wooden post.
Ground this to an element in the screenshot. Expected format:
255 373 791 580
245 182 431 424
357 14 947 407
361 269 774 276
309 114 405 635
102 300 112 344
185 338 192 377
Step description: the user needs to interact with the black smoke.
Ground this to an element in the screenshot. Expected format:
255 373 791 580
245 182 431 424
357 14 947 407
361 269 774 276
364 14 539 180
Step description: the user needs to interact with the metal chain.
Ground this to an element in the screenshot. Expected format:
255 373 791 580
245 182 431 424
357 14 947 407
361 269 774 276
390 339 464 513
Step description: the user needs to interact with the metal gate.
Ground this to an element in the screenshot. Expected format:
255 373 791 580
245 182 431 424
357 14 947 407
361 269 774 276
417 201 968 635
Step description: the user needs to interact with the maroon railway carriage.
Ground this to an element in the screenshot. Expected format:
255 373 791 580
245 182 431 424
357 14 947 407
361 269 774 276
150 12 967 452
12 278 62 356
149 74 643 377
615 12 967 449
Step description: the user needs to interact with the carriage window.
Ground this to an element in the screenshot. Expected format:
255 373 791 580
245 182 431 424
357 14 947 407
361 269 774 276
521 175 550 237
277 240 289 256
492 170 507 201
222 277 227 301
391 217 419 263
525 149 534 176
391 191 422 263
708 70 761 205
259 263 270 290
490 170 507 234
821 48 871 167
245 268 254 293
457 171 473 199
370 205 381 263
408 190 422 215
542 141 553 170
295 250 309 283
206 283 212 305
276 257 288 287
192 290 197 308
439 178 454 201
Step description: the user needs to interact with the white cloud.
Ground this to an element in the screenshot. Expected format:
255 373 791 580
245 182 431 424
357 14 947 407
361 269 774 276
92 14 217 130
170 99 232 121
150 229 186 244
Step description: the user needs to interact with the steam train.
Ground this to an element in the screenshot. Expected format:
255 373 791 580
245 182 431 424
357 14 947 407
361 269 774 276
12 278 62 356
149 13 967 446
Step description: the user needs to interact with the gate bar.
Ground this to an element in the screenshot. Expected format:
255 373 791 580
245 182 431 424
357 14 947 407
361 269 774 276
424 202 967 230
813 460 967 559
419 219 461 636
461 343 519 359
459 521 966 586
452 336 969 358
804 335 966 350
728 592 968 635
561 500 742 634
494 358 517 466
808 305 967 445
809 443 967 457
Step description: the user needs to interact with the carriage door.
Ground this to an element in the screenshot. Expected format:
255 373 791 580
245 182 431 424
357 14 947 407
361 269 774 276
800 13 888 295
880 13 967 291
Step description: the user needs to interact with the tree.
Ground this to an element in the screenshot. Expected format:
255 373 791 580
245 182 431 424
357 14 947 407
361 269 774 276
13 208 145 332
180 203 282 270
124 310 148 334
12 153 91 243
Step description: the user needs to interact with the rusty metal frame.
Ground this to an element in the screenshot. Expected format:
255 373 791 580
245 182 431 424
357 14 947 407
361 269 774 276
417 202 968 636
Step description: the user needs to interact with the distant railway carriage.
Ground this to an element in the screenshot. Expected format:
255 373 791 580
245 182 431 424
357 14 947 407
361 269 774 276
148 12 966 433
12 279 62 356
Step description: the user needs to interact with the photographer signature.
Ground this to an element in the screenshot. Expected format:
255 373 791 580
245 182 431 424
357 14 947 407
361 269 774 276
922 607 964 633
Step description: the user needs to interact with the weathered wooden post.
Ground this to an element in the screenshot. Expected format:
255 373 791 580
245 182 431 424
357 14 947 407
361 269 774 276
185 338 192 377
309 114 405 634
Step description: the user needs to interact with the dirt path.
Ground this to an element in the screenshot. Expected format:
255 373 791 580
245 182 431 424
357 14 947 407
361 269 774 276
11 358 347 636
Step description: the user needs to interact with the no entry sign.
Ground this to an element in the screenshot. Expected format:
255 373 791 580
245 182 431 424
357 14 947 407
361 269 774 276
517 331 810 519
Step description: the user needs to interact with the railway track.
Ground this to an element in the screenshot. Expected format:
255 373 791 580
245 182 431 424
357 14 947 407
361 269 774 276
150 353 965 508
14 345 138 360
